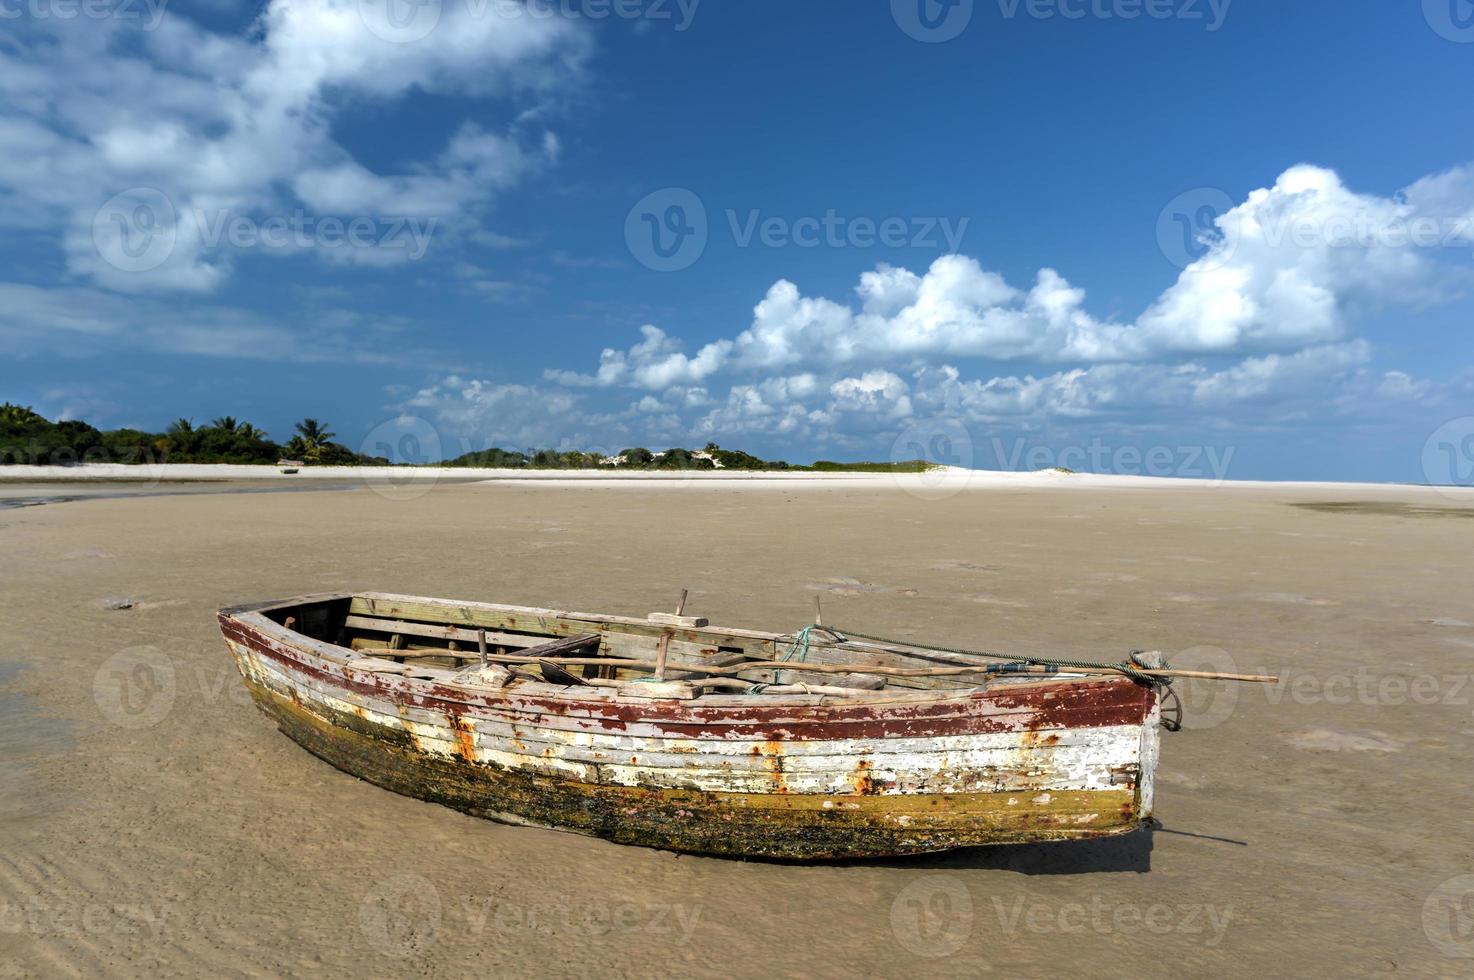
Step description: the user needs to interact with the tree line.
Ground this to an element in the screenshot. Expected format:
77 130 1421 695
0 404 382 466
0 403 930 472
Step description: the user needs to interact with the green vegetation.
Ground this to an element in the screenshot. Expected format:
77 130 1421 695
803 459 933 473
442 442 937 473
0 407 942 473
0 404 384 466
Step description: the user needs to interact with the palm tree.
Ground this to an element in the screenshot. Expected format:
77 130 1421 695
210 416 238 433
164 418 197 457
293 418 335 462
237 423 266 441
0 403 44 426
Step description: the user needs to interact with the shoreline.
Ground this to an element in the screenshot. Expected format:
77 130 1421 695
1 462 1471 498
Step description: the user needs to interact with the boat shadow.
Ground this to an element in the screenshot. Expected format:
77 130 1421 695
887 827 1155 874
857 820 1249 874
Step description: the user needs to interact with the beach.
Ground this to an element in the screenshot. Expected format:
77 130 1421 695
2 474 1471 977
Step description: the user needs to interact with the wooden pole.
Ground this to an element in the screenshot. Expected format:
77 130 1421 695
477 628 488 667
651 589 688 682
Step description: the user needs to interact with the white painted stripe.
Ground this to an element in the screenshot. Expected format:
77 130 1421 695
234 643 1150 799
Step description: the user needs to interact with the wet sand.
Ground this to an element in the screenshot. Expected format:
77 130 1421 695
1 479 1471 977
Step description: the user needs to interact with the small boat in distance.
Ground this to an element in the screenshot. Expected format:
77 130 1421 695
217 592 1268 859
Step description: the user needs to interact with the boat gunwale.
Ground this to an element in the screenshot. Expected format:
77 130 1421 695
218 590 1145 711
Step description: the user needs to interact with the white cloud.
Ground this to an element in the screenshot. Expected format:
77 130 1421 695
0 1 587 291
406 376 588 449
0 283 414 363
545 325 732 389
561 163 1474 385
829 370 913 420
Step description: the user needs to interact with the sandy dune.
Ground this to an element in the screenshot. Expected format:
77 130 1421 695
2 479 1471 977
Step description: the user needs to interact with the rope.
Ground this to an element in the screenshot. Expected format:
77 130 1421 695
801 626 1174 688
771 624 819 686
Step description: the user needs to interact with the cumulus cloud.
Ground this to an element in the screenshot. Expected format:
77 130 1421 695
545 325 732 389
406 376 589 449
0 1 587 291
562 163 1474 386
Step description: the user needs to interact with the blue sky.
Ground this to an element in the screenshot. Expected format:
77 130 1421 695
1 0 1472 482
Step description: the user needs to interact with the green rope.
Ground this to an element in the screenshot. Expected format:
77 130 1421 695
771 624 819 686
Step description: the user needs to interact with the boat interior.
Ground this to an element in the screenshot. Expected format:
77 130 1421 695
241 592 1039 697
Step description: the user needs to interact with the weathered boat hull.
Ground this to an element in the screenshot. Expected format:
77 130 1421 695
219 597 1160 860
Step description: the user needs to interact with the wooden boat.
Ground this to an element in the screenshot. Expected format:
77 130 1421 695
218 591 1205 860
